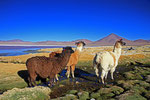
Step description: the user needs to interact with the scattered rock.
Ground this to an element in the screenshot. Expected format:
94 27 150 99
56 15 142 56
98 88 112 94
104 93 115 98
131 85 147 94
51 94 77 100
98 88 115 99
96 97 103 100
0 86 51 100
67 90 78 95
144 91 150 99
123 71 143 80
145 75 150 83
111 86 124 95
77 91 89 100
117 80 137 90
136 80 150 88
115 90 147 100
59 84 65 87
90 92 100 99
65 94 78 100
76 81 80 84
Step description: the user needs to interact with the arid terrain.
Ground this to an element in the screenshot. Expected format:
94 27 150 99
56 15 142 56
0 45 150 100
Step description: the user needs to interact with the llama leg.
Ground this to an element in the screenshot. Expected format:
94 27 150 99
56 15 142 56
30 74 37 86
95 67 99 77
55 74 59 81
110 67 116 80
105 71 108 80
49 78 54 87
101 70 106 84
54 74 58 83
66 66 70 78
48 75 55 87
28 77 32 87
71 65 76 78
93 63 101 82
94 63 99 77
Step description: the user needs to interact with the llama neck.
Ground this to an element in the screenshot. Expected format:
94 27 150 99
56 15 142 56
59 53 71 67
74 49 80 57
53 53 71 74
75 46 82 58
76 46 83 52
113 47 122 59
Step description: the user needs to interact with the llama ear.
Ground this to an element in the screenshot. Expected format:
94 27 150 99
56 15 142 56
119 39 123 41
83 42 86 46
69 47 72 49
63 47 66 50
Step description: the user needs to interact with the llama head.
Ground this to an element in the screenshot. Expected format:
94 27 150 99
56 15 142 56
62 46 74 55
75 41 86 51
115 39 126 48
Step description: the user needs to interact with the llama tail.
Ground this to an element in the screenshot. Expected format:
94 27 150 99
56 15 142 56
93 53 100 79
93 53 98 68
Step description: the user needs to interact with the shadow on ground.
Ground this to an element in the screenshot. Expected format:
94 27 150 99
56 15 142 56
17 70 48 87
17 68 98 87
17 70 29 86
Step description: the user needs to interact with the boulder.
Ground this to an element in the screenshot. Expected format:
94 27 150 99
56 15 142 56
111 86 124 95
77 91 89 100
115 90 147 100
90 92 100 99
145 75 150 83
0 86 51 100
67 90 78 95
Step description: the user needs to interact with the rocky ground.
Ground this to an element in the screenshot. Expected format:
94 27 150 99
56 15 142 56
0 46 150 100
1 64 149 100
50 65 150 100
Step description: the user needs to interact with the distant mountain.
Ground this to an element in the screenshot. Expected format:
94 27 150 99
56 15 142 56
7 39 24 42
72 39 93 44
0 39 32 45
34 39 92 45
89 33 133 46
132 39 150 45
0 39 29 42
0 33 150 46
134 39 149 43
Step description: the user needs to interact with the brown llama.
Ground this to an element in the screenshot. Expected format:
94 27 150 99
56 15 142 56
26 47 74 87
66 41 86 78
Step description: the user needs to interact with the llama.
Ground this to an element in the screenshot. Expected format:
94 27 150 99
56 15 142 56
26 47 74 86
93 39 126 84
66 41 86 78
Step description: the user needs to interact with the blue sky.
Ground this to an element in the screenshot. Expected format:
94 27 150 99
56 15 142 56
0 0 150 42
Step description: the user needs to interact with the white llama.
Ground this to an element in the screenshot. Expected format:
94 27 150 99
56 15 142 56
93 39 126 84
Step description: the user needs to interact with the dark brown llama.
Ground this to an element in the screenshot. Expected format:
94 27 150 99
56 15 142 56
26 47 74 87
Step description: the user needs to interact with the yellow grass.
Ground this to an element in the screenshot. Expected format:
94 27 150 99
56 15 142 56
0 53 50 63
0 63 27 90
0 63 26 75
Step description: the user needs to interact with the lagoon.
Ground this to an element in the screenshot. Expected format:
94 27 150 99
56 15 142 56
0 46 64 56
